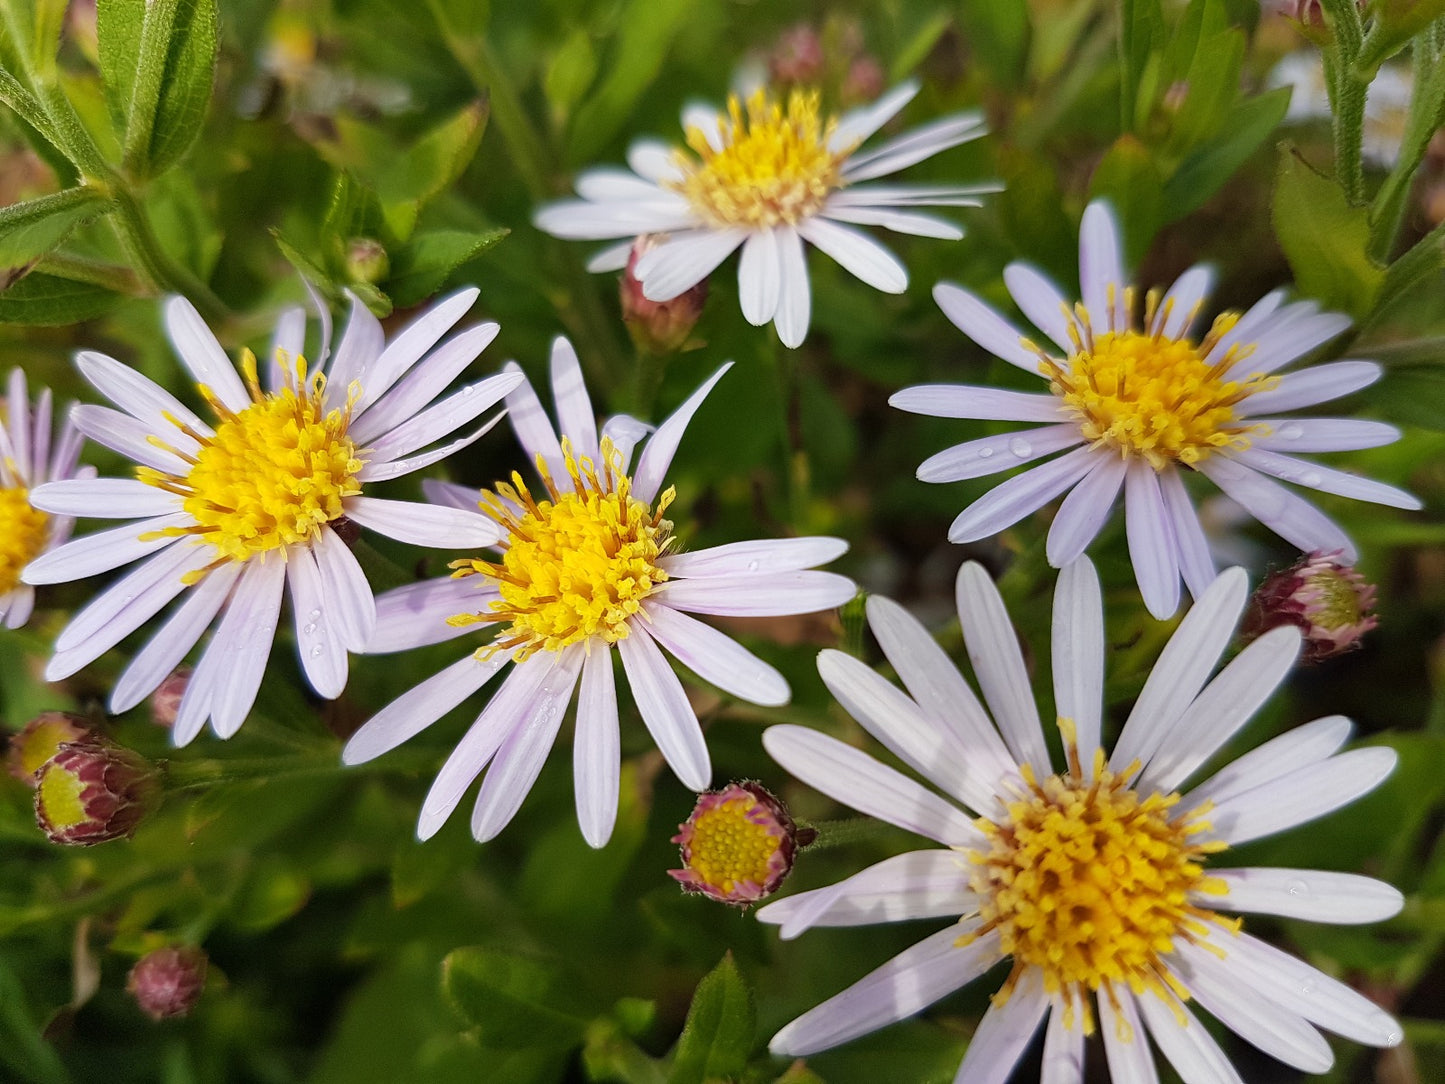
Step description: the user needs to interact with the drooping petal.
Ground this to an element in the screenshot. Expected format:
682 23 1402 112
774 227 812 348
165 297 249 414
950 966 1050 1084
343 653 505 765
1124 459 1181 619
617 625 709 791
574 646 621 849
1052 558 1105 771
631 363 731 505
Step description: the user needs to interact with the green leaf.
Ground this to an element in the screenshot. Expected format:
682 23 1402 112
375 100 488 239
441 946 589 1051
543 29 598 120
1371 366 1445 431
1120 0 1165 134
98 0 218 178
956 0 1029 88
1162 87 1289 221
1165 26 1245 156
0 271 120 324
1088 135 1164 267
667 954 755 1084
0 187 113 274
0 957 69 1084
1272 146 1385 318
386 227 508 308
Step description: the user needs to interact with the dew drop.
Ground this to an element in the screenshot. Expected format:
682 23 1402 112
978 447 995 459
1278 423 1304 441
1385 1029 1404 1046
1300 471 1323 488
1009 437 1033 459
303 623 318 635
310 645 324 657
1299 979 1317 996
1286 878 1309 897
461 385 474 396
746 560 760 572
309 608 322 620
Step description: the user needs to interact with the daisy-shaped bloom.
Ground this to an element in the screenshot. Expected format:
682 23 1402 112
761 558 1404 1080
342 337 856 847
534 80 990 347
0 368 87 628
893 200 1421 618
23 290 520 744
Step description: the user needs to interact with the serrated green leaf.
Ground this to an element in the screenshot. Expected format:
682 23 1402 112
1088 135 1164 267
386 227 507 308
0 271 120 324
1162 87 1289 221
0 187 113 272
96 0 143 130
441 946 589 1051
1272 146 1385 318
374 99 488 239
667 953 754 1084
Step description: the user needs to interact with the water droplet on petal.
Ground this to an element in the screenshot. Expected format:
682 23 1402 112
746 560 759 572
461 385 475 396
1009 437 1033 459
310 645 324 657
1300 471 1323 488
303 623 317 635
978 447 995 459
309 608 322 620
1279 423 1304 440
1286 878 1309 897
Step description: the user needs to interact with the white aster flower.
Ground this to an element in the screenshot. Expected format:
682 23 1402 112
0 368 87 628
762 558 1404 1080
534 80 991 347
893 200 1421 618
342 336 856 847
23 289 520 744
1268 51 1413 167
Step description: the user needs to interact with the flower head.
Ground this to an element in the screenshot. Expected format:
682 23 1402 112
760 559 1403 1077
670 781 808 904
35 740 159 845
620 236 708 354
1245 550 1378 661
535 81 991 347
7 711 95 784
24 291 521 744
893 200 1421 618
0 367 87 629
128 945 207 1020
343 336 856 847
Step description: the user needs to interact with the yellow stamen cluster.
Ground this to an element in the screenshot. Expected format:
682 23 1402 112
682 794 784 899
671 89 852 229
962 734 1233 1035
0 484 49 594
1034 288 1274 470
137 352 362 573
449 438 673 661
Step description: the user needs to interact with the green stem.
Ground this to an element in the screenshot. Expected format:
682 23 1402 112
797 817 905 855
626 347 669 418
108 189 227 320
34 253 145 294
161 746 445 791
1319 0 1368 203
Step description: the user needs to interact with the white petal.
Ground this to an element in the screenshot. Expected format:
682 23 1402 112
1110 567 1249 772
821 205 963 239
267 305 307 394
1100 987 1160 1084
932 282 1042 371
631 363 732 504
75 350 210 436
586 241 634 273
574 167 671 202
601 414 650 472
1209 746 1397 845
207 558 286 738
797 217 907 293
1157 265 1215 340
1197 455 1356 560
364 376 515 465
287 543 348 699
755 850 971 937
828 183 999 207
5 368 29 477
890 384 1063 422
344 496 501 549
916 425 1083 483
22 514 189 584
2 587 35 629
773 227 811 348
1251 417 1400 452
1046 454 1125 565
1124 460 1181 619
1041 998 1086 1084
574 647 620 848
829 81 920 148
1004 263 1074 353
27 387 51 485
422 478 482 512
549 336 598 460
1212 867 1404 925
617 625 709 791
627 139 684 183
1136 988 1243 1084
312 525 376 651
326 293 385 397
635 229 747 300
343 652 503 764
534 199 698 239
1236 311 1352 376
502 363 565 481
770 926 1001 1058
763 725 984 847
841 110 987 183
1140 626 1300 794
660 536 847 577
1052 558 1104 770
367 576 491 654
656 570 855 616
1157 467 1216 603
951 966 1050 1084
1232 448 1421 510
69 404 188 473
1238 360 1380 415
1078 202 1127 332
29 478 181 519
165 297 249 413
642 602 788 706
947 446 1098 544
1183 715 1354 811
359 418 504 484
738 228 782 325
349 324 507 444
471 646 584 841
355 287 480 414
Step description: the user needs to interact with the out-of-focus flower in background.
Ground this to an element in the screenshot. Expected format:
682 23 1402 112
7 711 94 785
128 945 208 1021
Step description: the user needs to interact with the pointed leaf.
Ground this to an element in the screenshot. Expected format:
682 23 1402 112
667 954 755 1084
441 946 589 1051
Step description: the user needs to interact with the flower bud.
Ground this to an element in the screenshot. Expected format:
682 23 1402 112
620 236 707 355
34 742 159 846
1244 551 1378 662
150 668 191 728
127 946 207 1021
7 712 94 785
768 24 826 86
344 237 389 285
669 782 812 906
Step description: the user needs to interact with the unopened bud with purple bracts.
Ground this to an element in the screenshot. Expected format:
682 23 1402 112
128 945 207 1021
670 782 814 906
7 712 94 785
1244 550 1378 662
34 741 159 846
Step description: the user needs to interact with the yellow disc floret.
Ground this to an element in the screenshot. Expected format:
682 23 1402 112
1035 288 1274 470
0 484 49 594
137 352 363 571
679 790 785 900
449 437 673 661
671 88 853 229
962 733 1233 1034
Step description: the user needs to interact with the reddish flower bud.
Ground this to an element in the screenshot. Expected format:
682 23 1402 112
669 782 813 906
127 946 207 1021
7 712 95 785
1244 551 1378 662
768 24 826 86
34 742 159 846
150 668 191 728
620 236 707 355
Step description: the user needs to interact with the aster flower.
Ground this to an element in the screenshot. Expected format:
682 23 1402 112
761 558 1404 1079
342 336 856 847
669 781 811 905
23 290 520 744
893 201 1421 618
0 367 87 628
534 80 991 347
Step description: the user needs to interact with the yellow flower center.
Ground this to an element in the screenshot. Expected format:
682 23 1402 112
36 760 89 832
962 733 1234 1034
137 353 363 574
670 88 852 229
0 484 49 594
684 794 784 898
1035 289 1273 470
1307 570 1364 630
448 438 673 661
